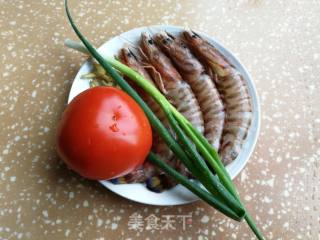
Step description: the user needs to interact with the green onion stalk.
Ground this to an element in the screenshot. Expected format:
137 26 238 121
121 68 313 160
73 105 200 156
64 1 263 239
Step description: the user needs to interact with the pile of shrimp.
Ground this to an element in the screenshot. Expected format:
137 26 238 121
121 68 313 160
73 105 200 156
87 30 252 193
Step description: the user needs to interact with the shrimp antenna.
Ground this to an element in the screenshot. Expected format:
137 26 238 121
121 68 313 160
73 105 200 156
191 30 201 37
183 26 192 32
146 26 157 36
147 25 166 36
128 48 140 61
141 31 152 41
118 35 138 49
164 31 176 40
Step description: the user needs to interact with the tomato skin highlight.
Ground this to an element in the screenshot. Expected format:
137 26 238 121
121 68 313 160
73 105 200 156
56 86 152 180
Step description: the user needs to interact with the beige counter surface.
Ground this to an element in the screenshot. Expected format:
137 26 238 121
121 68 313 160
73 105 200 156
1 0 319 239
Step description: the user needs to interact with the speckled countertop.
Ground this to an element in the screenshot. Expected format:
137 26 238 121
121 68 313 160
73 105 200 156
1 0 319 239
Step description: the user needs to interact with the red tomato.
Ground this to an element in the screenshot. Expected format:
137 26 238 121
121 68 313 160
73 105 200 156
56 86 152 180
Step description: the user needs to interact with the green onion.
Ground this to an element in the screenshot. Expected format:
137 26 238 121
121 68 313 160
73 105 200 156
64 1 263 239
147 152 242 221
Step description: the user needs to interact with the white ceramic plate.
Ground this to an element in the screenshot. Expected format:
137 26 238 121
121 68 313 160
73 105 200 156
68 25 260 206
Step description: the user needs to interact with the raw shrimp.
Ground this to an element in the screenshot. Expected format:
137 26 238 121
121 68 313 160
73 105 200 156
154 32 225 150
119 47 174 166
183 30 252 165
114 47 176 191
140 33 204 135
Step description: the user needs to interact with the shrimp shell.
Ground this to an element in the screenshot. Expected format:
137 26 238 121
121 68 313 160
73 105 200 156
183 30 252 165
154 32 225 150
